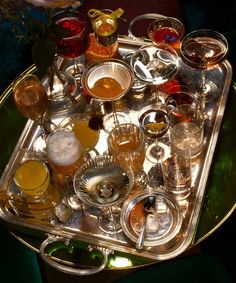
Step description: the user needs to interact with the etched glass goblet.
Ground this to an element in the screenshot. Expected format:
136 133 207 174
73 155 134 234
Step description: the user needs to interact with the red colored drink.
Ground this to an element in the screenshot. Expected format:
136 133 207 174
166 92 194 108
54 16 88 59
150 27 179 44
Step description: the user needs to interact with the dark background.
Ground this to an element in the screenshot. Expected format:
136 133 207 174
0 0 236 282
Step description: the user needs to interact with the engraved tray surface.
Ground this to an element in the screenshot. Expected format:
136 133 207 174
0 36 232 261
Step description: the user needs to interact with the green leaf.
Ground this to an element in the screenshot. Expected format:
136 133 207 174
31 37 56 74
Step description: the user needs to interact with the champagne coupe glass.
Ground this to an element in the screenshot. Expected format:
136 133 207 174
73 155 134 234
51 9 88 79
81 59 134 131
180 29 228 101
148 17 185 52
13 73 49 153
130 43 179 104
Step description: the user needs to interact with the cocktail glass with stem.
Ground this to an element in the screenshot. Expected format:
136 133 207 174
81 59 134 132
73 155 134 234
12 73 49 153
180 29 228 101
51 9 88 79
130 43 179 105
148 17 185 52
137 102 171 188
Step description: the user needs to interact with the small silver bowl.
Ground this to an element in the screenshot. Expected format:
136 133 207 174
120 189 183 247
81 59 134 101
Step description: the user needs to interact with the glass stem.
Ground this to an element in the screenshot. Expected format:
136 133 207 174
200 70 208 94
108 206 117 233
112 101 119 126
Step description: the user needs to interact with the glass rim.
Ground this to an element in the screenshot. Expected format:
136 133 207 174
81 59 135 101
180 28 229 67
12 73 39 92
148 16 185 40
51 9 87 40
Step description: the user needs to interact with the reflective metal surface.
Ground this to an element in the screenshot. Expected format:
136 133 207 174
0 36 234 271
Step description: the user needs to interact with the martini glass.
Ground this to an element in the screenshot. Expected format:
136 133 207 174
81 59 134 132
51 9 88 80
130 43 179 105
73 155 133 234
180 29 228 101
13 73 49 153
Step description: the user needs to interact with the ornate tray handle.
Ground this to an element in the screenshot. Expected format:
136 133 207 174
39 234 114 275
127 13 166 41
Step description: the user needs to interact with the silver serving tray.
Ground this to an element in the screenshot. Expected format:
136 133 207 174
0 36 232 263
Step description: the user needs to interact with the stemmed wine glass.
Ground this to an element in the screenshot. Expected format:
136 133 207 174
73 155 134 234
13 73 49 153
148 16 185 52
51 9 88 79
180 29 228 101
137 103 169 188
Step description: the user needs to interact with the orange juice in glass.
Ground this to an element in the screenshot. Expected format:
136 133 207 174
14 160 50 202
59 114 100 152
108 123 145 175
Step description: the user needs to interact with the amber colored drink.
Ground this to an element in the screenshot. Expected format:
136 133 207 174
14 160 50 199
181 37 227 69
60 117 100 151
89 77 124 100
108 124 145 175
47 129 84 177
13 75 49 122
